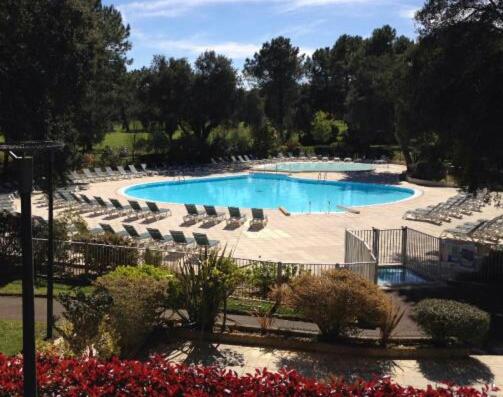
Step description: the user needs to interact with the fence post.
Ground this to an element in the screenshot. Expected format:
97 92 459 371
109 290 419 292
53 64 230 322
401 226 408 266
276 262 283 284
372 227 380 264
344 230 349 263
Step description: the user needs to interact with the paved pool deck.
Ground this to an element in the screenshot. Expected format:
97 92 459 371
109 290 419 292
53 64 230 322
30 163 503 264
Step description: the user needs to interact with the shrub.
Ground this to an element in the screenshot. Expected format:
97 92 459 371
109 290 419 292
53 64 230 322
55 289 115 358
95 265 179 357
178 248 242 332
287 269 390 339
412 299 490 346
246 262 300 299
0 354 495 396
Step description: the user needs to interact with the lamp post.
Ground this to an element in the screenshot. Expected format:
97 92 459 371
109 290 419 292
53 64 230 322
0 141 64 397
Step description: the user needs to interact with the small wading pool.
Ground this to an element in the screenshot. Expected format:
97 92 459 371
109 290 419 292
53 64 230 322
257 161 376 173
378 266 429 286
122 173 416 214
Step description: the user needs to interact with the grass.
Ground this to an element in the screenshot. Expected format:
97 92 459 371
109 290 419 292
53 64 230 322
0 320 45 355
95 131 151 151
0 279 94 296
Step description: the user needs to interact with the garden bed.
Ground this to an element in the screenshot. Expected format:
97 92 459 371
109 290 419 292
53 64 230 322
166 328 470 359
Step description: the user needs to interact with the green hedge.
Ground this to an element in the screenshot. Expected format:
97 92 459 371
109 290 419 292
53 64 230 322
412 299 490 346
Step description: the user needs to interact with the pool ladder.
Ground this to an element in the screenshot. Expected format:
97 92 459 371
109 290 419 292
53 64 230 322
175 174 186 182
317 172 327 182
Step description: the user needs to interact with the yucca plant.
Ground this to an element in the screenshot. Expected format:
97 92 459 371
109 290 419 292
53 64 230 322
379 301 405 347
177 247 242 332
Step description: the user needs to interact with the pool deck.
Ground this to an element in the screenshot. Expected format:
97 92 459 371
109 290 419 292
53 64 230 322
32 163 503 264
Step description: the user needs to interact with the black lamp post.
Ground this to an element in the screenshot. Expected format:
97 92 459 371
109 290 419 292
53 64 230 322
0 141 63 397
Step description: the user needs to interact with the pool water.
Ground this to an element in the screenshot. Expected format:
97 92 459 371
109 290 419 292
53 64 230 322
123 173 415 214
378 266 429 286
258 161 375 173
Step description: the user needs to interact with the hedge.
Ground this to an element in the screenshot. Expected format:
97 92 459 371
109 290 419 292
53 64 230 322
0 354 496 396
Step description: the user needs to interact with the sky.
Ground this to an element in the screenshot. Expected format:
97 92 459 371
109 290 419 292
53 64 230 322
104 0 425 70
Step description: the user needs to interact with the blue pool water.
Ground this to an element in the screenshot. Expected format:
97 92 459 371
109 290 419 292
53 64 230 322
259 161 375 173
378 266 429 286
123 173 415 214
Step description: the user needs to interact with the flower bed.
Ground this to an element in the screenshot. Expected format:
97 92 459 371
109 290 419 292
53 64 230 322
0 354 496 396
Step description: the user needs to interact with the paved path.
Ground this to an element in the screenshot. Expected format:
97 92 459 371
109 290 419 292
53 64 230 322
154 341 503 390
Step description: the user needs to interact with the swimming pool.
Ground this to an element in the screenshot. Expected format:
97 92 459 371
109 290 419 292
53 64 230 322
122 173 416 214
378 266 429 286
257 161 376 173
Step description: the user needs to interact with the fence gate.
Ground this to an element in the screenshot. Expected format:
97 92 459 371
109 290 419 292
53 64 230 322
348 228 405 265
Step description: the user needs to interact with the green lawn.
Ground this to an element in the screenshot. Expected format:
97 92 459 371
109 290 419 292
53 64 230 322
0 279 94 296
95 131 151 151
0 320 45 355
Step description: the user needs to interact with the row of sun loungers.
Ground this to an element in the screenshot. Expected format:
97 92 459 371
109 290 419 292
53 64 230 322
48 190 269 229
183 204 267 228
68 164 157 185
441 215 503 244
403 192 489 225
99 223 219 251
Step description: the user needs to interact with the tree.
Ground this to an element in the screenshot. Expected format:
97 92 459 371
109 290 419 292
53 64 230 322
398 21 503 188
311 111 338 144
244 37 304 139
0 0 130 167
185 51 238 158
145 56 192 141
416 0 503 35
344 26 413 149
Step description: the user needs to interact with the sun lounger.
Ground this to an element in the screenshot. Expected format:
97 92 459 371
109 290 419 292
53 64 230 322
193 232 220 249
203 205 225 224
83 168 105 182
123 224 151 245
94 167 112 181
250 208 268 228
80 194 103 214
117 165 134 179
128 200 151 220
140 163 158 176
99 223 125 236
109 198 133 217
146 227 173 247
105 166 121 180
183 204 205 223
169 230 196 250
146 201 171 219
226 207 247 226
94 196 116 215
128 164 147 177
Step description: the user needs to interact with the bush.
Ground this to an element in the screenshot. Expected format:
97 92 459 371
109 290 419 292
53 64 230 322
246 262 300 299
178 248 242 332
287 269 390 339
95 265 179 357
55 289 115 358
409 160 446 181
412 299 490 346
0 354 494 396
